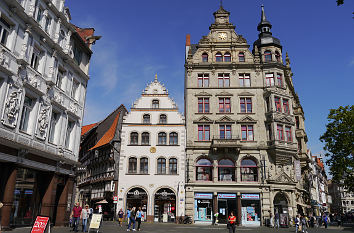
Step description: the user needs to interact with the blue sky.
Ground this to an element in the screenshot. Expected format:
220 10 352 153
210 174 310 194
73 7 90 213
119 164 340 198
66 0 354 160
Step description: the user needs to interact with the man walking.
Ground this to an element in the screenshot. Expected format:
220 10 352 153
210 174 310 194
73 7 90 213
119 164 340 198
295 215 300 233
81 205 90 232
136 207 142 231
71 203 82 232
274 211 280 229
127 207 136 231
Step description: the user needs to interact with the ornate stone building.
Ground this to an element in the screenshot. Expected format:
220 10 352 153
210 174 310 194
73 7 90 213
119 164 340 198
117 76 186 222
0 0 99 229
184 5 311 226
77 104 127 219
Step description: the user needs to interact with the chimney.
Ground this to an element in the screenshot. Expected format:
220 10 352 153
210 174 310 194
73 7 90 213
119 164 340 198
185 34 191 60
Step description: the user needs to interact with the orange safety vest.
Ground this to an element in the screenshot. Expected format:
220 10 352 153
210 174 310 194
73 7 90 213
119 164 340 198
228 216 236 224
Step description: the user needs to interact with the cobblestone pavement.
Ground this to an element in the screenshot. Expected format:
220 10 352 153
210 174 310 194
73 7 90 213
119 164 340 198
7 221 354 233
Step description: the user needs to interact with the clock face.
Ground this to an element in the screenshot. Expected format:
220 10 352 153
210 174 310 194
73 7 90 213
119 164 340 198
218 33 227 40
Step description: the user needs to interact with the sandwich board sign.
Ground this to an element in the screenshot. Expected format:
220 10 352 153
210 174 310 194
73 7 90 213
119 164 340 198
31 216 50 233
89 214 102 232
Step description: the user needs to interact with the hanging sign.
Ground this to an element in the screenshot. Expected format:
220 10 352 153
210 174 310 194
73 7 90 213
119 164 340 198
31 216 50 233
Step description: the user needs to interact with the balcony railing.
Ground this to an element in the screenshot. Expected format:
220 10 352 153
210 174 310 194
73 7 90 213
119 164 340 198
212 135 241 148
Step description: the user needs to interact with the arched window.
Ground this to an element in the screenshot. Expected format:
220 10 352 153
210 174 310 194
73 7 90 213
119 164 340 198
224 52 231 62
264 50 272 62
240 158 258 182
152 99 159 109
169 158 177 174
275 51 281 62
130 132 138 145
202 53 208 62
218 159 235 181
159 114 167 124
169 132 178 145
143 114 150 124
141 132 150 145
158 132 167 145
157 158 166 174
215 52 223 62
196 158 213 181
128 157 137 173
238 52 245 62
140 157 148 174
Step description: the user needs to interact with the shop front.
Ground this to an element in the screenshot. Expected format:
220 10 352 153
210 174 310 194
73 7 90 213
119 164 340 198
241 193 261 226
274 192 289 227
154 188 176 223
126 187 148 221
194 193 213 223
217 193 237 224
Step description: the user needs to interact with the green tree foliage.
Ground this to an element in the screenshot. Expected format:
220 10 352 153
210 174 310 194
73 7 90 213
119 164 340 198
320 105 354 192
337 0 344 6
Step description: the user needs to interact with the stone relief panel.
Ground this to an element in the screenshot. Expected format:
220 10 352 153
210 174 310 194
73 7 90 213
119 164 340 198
1 83 23 128
35 97 51 140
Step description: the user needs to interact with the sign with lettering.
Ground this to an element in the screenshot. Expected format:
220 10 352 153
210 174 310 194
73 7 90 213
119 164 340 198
31 216 49 233
241 194 260 200
89 214 102 229
194 193 213 199
294 160 301 181
113 196 118 203
217 193 236 199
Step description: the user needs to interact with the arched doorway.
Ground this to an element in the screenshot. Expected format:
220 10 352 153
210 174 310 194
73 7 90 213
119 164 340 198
154 188 176 222
274 192 289 227
126 187 148 221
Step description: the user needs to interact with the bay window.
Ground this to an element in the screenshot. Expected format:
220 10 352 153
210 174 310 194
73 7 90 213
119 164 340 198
277 124 284 140
283 99 290 114
265 73 275 87
275 96 282 112
285 126 292 142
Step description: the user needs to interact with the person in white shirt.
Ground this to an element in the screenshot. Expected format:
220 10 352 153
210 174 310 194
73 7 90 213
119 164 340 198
81 205 90 232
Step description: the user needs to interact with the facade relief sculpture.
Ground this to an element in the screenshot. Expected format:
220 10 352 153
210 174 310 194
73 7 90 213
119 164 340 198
1 84 23 128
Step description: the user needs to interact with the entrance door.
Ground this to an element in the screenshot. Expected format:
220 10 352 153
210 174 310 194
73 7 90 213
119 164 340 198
218 199 227 224
154 188 176 222
126 188 148 221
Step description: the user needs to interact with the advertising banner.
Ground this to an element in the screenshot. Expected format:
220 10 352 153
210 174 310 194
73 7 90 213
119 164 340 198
31 216 50 233
89 214 102 229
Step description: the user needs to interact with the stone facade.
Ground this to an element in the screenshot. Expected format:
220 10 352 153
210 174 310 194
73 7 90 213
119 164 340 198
0 0 99 228
184 5 311 226
117 76 186 222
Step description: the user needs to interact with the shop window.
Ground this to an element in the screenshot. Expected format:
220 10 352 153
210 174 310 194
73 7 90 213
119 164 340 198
198 73 209 87
224 52 231 62
240 159 258 182
157 158 166 174
264 50 272 62
140 157 148 174
196 158 213 181
159 114 167 124
143 114 150 124
0 18 10 47
169 158 177 174
130 132 138 145
152 100 159 109
128 157 137 173
215 52 223 62
238 52 245 62
169 132 178 145
19 96 35 133
218 159 235 181
141 132 150 145
202 53 208 62
158 132 167 145
239 74 250 87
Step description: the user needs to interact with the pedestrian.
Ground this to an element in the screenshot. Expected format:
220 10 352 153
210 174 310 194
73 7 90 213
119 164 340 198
227 211 236 233
295 215 300 233
213 212 219 225
126 208 131 229
127 207 136 231
269 211 274 228
81 205 90 232
136 207 142 231
118 208 124 227
323 214 328 229
301 215 308 233
71 203 82 232
274 211 280 229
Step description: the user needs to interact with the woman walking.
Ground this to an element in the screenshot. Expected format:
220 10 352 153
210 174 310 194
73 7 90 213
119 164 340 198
118 208 124 227
227 211 236 233
136 207 142 231
81 205 90 232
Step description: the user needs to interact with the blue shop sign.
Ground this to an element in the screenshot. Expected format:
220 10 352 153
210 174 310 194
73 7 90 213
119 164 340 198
194 193 213 199
241 194 260 200
218 193 236 199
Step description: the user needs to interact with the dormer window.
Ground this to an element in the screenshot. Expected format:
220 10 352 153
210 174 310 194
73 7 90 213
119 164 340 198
215 52 223 62
143 114 150 124
152 100 159 109
202 53 208 62
238 52 245 62
224 52 231 62
264 50 272 62
275 51 281 62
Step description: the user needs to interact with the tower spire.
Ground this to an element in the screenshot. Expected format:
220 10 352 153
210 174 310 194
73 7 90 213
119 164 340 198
261 4 266 22
154 73 158 82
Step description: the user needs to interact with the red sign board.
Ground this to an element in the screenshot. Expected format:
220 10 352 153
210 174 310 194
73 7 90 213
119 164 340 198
113 196 118 201
31 216 49 233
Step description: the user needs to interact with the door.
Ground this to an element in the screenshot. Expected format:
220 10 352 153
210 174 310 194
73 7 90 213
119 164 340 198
218 199 227 224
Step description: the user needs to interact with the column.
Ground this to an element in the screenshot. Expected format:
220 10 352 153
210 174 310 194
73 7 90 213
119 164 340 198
55 177 73 226
213 192 218 223
237 192 241 226
41 174 58 217
1 166 17 230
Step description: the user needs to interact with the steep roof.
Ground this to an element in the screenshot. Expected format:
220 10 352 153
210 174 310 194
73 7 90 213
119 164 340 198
81 123 97 136
89 112 120 151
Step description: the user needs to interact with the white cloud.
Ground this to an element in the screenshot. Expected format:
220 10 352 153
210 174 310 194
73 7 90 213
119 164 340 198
350 58 354 66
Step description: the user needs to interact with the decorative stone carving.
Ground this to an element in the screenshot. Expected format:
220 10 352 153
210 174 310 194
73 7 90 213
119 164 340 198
275 172 294 183
36 103 51 140
236 35 247 44
0 49 10 69
28 3 35 16
1 84 23 128
69 102 78 114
